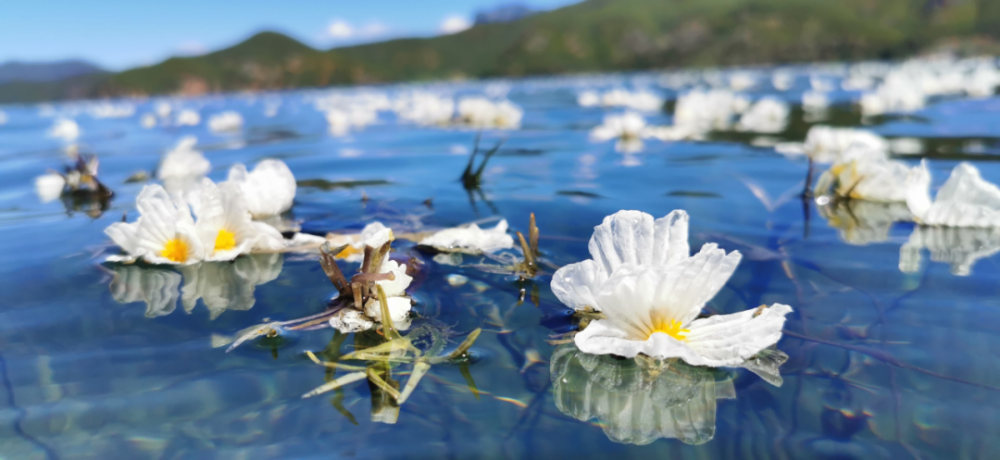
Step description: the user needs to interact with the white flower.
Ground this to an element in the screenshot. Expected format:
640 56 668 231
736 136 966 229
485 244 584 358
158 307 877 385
0 109 7 125
191 179 285 262
597 89 663 112
105 184 205 265
49 118 80 140
176 109 201 126
158 136 210 180
208 111 243 133
224 159 296 218
551 210 792 367
419 220 514 254
35 173 66 203
736 97 789 133
589 112 647 142
329 247 414 333
394 92 454 125
456 97 522 129
577 90 600 107
906 160 1000 227
900 226 1000 276
326 222 394 263
814 156 914 202
325 107 377 136
802 126 889 164
140 113 157 128
673 89 746 132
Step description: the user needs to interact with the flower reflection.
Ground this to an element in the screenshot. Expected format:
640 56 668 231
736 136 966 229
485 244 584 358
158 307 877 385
109 265 182 318
550 343 787 445
179 253 284 319
818 200 912 245
900 226 1000 276
108 253 283 319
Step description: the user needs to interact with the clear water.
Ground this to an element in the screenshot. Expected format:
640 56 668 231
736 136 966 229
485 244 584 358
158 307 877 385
2 74 1000 459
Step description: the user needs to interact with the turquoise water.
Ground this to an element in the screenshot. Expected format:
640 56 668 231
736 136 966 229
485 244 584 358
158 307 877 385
1 74 1000 459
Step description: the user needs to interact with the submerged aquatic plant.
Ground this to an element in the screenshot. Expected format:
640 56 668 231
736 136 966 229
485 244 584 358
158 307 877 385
551 210 792 366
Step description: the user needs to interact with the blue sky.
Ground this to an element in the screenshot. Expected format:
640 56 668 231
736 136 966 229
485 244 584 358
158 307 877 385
0 0 580 70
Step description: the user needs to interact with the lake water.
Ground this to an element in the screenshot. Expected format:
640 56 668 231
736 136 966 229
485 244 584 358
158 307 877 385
1 68 999 459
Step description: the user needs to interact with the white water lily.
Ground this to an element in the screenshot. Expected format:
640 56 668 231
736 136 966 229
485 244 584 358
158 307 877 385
814 156 914 202
158 136 210 180
140 113 157 128
224 159 296 218
325 107 377 136
906 160 1000 227
581 88 663 112
191 179 285 262
673 89 749 132
176 109 201 126
900 226 1000 276
419 220 514 254
105 184 205 265
208 111 243 133
736 97 790 133
35 173 66 203
551 210 792 367
456 97 523 129
801 126 889 164
394 92 454 126
49 118 80 140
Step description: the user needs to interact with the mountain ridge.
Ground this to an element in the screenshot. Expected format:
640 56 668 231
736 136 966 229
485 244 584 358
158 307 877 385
1 0 997 103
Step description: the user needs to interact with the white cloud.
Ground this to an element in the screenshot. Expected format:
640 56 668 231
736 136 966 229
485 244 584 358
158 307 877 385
176 40 208 56
439 15 472 34
328 20 353 39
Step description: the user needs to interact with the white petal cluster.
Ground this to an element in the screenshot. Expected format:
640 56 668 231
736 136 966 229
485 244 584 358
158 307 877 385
393 92 455 126
158 136 210 180
35 173 67 203
88 103 135 119
208 111 243 133
578 89 663 112
326 222 395 263
176 109 201 126
736 97 790 133
49 118 80 140
329 229 414 333
906 160 1000 228
814 156 915 202
800 126 889 164
589 112 692 153
325 107 377 136
223 159 296 218
551 210 792 367
456 97 523 129
419 220 514 254
673 89 750 133
105 185 205 265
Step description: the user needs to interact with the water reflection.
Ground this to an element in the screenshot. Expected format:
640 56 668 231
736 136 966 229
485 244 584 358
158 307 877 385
818 199 912 245
900 226 1000 276
108 253 283 319
550 343 786 446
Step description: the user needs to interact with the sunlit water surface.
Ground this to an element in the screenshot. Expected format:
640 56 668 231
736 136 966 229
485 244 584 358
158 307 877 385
2 72 1000 459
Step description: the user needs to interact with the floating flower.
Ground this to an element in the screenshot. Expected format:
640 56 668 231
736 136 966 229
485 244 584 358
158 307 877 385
578 89 663 112
673 89 749 132
736 97 790 133
224 159 296 218
48 118 80 140
906 160 1000 227
325 107 377 136
191 179 285 262
394 92 454 126
157 136 210 180
176 109 201 126
814 156 914 202
105 185 205 265
35 173 66 203
551 210 792 366
456 97 522 129
801 126 889 164
419 220 514 254
208 111 243 133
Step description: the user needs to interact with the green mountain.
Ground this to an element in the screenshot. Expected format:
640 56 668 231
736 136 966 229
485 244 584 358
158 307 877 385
1 0 996 103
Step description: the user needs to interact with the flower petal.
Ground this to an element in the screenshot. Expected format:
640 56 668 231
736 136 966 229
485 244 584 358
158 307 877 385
551 259 606 311
574 319 703 361
587 210 691 276
683 303 793 367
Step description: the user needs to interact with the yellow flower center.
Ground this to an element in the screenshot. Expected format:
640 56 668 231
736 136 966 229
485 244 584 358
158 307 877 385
214 229 237 252
649 319 690 341
161 238 189 263
335 244 361 259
